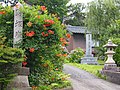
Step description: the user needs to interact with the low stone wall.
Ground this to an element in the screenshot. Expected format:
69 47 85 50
7 67 31 90
102 70 120 85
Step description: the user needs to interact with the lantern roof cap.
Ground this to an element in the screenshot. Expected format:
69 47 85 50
103 39 118 47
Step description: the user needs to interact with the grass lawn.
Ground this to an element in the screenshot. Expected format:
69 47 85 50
98 60 105 65
68 63 104 77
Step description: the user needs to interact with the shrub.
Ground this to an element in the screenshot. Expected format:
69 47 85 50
0 36 24 89
67 48 84 63
112 38 120 66
0 2 70 87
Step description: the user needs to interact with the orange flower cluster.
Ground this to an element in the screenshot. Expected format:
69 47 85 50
63 54 68 57
48 30 54 34
44 19 54 27
29 48 35 53
56 53 68 57
22 61 27 67
66 33 71 38
56 54 62 57
32 86 37 90
41 32 48 37
55 68 58 70
0 11 6 15
27 22 32 27
37 15 40 19
52 78 54 81
41 30 54 37
60 38 69 46
40 6 46 11
26 31 35 37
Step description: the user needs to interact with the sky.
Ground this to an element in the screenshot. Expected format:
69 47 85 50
69 0 94 4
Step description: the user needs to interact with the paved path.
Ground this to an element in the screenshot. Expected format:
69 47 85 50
63 64 120 90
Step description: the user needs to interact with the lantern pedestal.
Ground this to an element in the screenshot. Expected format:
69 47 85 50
103 64 117 71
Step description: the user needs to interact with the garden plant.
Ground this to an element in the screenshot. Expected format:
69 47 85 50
66 48 84 63
0 36 24 89
0 1 71 89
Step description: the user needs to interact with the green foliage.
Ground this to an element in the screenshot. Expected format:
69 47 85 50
38 78 71 90
65 3 86 26
0 2 70 88
112 38 120 66
38 85 52 90
85 0 120 59
0 6 14 47
85 0 120 44
24 0 70 21
96 71 106 80
67 48 84 63
98 60 105 65
0 36 24 89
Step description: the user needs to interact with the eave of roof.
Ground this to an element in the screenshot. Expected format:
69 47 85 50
66 25 91 34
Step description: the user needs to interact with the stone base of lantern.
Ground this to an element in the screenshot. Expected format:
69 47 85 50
7 67 31 90
103 63 117 71
81 57 98 65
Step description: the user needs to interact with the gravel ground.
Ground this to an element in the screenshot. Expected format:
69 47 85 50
63 64 120 90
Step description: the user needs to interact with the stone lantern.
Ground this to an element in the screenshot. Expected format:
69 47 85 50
103 39 118 71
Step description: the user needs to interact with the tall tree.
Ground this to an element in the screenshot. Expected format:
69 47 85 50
64 3 86 26
85 0 120 45
85 0 120 60
24 0 70 22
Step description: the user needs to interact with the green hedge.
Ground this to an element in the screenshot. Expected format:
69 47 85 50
0 36 24 89
112 38 120 66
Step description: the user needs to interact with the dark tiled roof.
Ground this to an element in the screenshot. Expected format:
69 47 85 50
66 25 91 34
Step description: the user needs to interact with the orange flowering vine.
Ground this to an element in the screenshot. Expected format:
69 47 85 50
22 61 27 67
41 32 49 37
43 24 51 27
48 30 54 34
66 33 71 38
40 6 46 11
44 19 55 27
45 33 48 37
60 38 65 42
44 19 54 24
55 68 58 71
29 48 35 53
52 78 54 81
60 38 69 46
62 43 65 46
37 15 40 19
62 54 68 57
26 31 35 37
32 86 37 90
0 11 6 15
41 32 45 36
62 41 69 46
56 54 62 57
27 22 32 27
